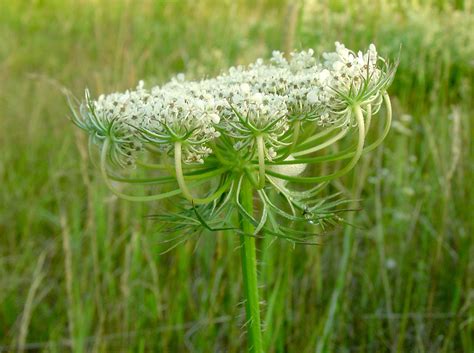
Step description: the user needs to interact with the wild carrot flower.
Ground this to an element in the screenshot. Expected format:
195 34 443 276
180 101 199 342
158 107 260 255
70 42 395 238
69 42 396 353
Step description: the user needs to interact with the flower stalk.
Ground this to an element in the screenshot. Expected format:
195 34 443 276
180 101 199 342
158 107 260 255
239 177 264 353
255 135 266 190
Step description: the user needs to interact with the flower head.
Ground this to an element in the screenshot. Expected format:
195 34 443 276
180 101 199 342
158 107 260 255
70 42 396 242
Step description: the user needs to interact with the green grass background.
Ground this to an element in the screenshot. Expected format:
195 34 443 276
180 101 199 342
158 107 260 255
0 0 472 352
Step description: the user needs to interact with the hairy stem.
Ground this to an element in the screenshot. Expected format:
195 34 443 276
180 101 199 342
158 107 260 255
239 177 263 353
256 135 266 190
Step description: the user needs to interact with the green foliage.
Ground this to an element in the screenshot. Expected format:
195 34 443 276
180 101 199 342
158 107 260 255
0 0 472 352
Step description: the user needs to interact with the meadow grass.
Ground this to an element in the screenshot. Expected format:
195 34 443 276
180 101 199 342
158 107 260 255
0 0 472 352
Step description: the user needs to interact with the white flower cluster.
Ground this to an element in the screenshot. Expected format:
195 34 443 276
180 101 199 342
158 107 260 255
79 42 391 166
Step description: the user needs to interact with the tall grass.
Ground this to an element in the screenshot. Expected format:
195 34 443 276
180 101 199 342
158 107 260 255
0 0 472 352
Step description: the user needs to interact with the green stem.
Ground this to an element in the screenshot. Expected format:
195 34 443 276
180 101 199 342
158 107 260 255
266 94 392 166
295 125 338 151
292 127 348 157
365 104 372 134
256 135 266 190
266 105 366 183
276 119 300 161
100 140 184 202
137 159 207 170
174 141 230 205
239 177 263 353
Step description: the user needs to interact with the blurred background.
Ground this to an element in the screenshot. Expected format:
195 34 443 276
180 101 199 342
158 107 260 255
0 0 472 352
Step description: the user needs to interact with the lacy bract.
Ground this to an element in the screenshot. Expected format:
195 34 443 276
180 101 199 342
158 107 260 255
71 42 396 241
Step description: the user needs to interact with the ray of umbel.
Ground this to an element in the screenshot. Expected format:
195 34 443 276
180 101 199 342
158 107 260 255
70 42 396 353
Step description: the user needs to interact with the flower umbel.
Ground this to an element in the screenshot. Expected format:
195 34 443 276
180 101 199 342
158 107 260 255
70 42 396 242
